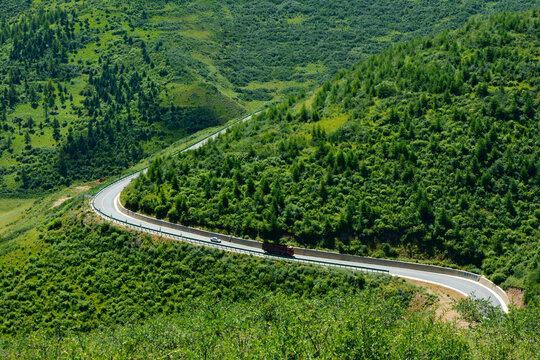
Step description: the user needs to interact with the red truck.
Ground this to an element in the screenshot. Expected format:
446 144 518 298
262 242 294 256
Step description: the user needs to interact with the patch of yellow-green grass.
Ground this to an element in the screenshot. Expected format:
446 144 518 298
179 13 199 23
68 77 88 107
165 83 221 107
75 40 103 63
181 29 212 40
6 97 81 150
28 129 56 148
0 198 37 233
286 15 307 25
164 82 243 121
0 145 19 166
151 15 184 25
0 197 50 268
0 227 44 268
302 97 315 111
79 8 114 31
8 102 43 122
131 27 159 41
1 173 19 189
373 30 402 42
311 113 350 133
191 51 216 66
295 62 326 75
74 16 151 61
244 79 308 92
165 83 207 107
0 180 98 268
243 79 311 108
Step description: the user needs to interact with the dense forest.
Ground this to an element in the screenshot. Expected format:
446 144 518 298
1 0 538 195
123 10 540 294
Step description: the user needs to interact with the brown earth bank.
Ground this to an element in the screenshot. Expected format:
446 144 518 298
51 181 100 208
404 278 470 328
507 287 526 309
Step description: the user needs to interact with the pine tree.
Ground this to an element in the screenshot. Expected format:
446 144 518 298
52 118 60 142
7 83 17 107
28 85 39 109
311 108 320 122
24 131 31 148
171 174 179 191
504 191 516 216
20 167 29 188
298 104 309 122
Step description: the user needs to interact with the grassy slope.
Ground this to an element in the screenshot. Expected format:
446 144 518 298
0 0 245 194
0 119 225 270
2 297 538 359
0 198 36 232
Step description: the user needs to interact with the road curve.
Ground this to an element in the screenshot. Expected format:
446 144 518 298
92 113 508 312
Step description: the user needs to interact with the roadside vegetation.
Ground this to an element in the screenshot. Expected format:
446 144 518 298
1 293 538 359
0 196 372 335
123 10 540 294
0 194 538 359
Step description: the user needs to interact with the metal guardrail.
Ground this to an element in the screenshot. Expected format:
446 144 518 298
458 271 480 280
91 106 389 275
96 208 388 274
85 103 512 310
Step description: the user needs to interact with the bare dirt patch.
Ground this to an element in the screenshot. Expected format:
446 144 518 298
507 287 525 309
405 278 470 328
51 185 92 209
52 197 70 208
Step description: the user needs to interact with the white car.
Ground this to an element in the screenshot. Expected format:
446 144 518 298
210 237 221 243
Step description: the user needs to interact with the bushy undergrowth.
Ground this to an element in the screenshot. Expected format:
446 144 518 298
1 292 539 359
0 198 406 336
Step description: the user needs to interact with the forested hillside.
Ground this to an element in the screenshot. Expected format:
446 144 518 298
0 3 239 195
1 3 540 356
123 10 540 294
1 0 538 194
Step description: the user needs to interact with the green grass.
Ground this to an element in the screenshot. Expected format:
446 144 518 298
0 198 36 232
310 113 350 133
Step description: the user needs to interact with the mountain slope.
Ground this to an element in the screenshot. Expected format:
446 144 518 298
123 10 540 293
1 0 539 194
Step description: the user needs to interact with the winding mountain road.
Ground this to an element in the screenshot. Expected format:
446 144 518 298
92 113 509 312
